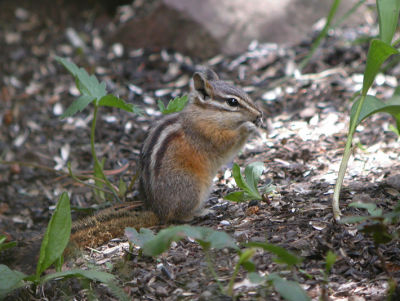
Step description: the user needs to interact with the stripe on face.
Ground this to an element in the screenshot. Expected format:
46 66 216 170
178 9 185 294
197 91 261 116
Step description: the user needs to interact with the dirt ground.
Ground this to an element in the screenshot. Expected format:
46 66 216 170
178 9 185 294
1 1 400 300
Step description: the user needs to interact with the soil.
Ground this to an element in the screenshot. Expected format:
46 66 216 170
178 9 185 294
1 1 400 300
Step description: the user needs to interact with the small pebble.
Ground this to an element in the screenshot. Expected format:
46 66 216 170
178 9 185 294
220 220 230 226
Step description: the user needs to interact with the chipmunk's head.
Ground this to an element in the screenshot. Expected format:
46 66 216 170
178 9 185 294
189 69 263 128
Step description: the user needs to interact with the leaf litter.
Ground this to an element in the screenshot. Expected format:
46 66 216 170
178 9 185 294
0 1 400 300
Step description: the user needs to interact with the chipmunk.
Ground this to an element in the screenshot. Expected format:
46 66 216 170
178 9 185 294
4 69 263 271
70 69 262 249
139 69 262 223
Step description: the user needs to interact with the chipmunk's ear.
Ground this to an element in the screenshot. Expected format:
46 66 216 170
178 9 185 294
203 68 219 81
192 72 215 101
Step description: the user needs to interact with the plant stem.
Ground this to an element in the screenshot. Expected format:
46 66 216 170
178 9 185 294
90 105 120 201
298 0 342 71
227 261 241 297
332 94 366 220
204 250 225 294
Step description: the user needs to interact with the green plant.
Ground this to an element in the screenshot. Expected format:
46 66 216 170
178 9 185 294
224 162 275 202
332 0 400 220
0 192 129 300
0 235 17 253
56 56 143 201
158 95 188 114
126 225 309 300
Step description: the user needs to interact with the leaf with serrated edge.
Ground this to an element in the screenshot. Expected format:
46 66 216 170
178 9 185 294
98 94 142 115
160 95 188 114
55 56 106 99
60 95 95 119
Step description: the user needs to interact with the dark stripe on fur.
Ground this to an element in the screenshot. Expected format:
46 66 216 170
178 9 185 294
141 115 179 184
154 130 182 178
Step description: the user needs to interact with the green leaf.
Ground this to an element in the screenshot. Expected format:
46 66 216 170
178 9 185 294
40 269 130 301
349 202 383 217
125 227 155 248
60 95 96 119
325 251 336 274
246 242 302 266
0 235 17 252
388 124 400 137
268 274 310 301
232 163 252 193
339 216 371 224
204 230 237 250
98 94 143 115
142 225 237 256
244 162 264 198
158 95 188 114
377 0 400 44
350 95 400 129
241 260 256 272
238 249 256 265
238 249 256 272
36 192 71 277
362 39 398 96
142 225 189 256
55 56 107 100
40 269 115 284
248 272 265 284
224 191 245 202
0 265 27 299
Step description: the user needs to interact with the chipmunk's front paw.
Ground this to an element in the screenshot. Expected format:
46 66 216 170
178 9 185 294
240 121 259 135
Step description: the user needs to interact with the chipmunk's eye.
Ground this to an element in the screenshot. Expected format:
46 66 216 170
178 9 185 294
226 98 239 107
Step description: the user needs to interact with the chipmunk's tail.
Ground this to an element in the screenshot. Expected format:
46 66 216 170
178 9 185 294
2 203 159 274
69 203 159 249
